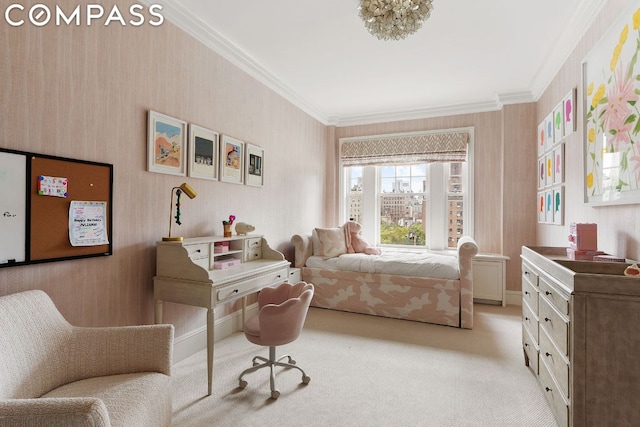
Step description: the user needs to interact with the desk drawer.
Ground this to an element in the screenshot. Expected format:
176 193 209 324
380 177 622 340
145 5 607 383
539 295 569 357
522 299 539 342
185 243 209 260
539 276 569 316
539 327 569 398
217 268 288 301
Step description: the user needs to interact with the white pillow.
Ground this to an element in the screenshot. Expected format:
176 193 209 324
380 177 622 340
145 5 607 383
313 227 347 259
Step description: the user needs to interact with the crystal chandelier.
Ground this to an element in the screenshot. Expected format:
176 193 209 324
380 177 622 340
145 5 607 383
358 0 434 41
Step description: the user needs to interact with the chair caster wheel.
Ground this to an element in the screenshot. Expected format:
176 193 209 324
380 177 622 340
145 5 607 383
302 375 311 384
239 380 247 389
271 390 280 399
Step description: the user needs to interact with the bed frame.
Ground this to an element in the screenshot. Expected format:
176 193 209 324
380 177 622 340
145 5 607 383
291 234 478 329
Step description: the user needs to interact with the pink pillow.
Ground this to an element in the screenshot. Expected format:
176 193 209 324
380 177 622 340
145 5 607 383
313 227 347 259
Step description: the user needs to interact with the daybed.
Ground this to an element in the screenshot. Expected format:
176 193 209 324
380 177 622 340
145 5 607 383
0 290 174 427
291 226 478 329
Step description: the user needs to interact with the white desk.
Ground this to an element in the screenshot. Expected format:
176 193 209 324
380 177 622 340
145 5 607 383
153 235 289 396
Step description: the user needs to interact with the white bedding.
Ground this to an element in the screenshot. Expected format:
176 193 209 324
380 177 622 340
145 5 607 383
305 251 459 280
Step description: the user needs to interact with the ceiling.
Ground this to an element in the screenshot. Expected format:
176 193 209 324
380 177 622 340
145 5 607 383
153 0 606 126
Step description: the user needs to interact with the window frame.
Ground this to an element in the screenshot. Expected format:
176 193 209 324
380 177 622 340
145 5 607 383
339 127 474 251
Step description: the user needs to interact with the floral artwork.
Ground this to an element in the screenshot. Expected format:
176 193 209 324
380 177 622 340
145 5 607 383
584 3 640 204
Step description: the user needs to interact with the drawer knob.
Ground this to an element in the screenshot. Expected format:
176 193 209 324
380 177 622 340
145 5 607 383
544 317 551 322
524 316 529 321
545 387 552 392
524 343 529 347
524 271 529 276
545 352 552 357
545 291 552 296
524 291 530 295
233 289 239 294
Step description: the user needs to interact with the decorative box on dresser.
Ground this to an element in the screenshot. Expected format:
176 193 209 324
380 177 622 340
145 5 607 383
153 235 290 395
521 246 640 427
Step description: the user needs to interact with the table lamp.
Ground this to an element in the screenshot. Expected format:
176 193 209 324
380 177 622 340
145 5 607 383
163 182 197 242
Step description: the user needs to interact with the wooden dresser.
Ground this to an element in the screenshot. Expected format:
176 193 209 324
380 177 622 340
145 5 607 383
153 235 290 395
521 246 640 426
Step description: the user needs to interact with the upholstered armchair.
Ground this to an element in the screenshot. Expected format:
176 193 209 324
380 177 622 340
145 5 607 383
0 290 174 426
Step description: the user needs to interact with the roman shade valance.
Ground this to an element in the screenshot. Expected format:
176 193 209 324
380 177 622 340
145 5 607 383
340 130 469 166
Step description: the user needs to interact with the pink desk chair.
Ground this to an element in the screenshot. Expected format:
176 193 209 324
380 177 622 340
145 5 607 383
238 281 314 399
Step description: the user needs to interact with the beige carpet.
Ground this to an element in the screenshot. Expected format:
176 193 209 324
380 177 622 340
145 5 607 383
171 304 557 427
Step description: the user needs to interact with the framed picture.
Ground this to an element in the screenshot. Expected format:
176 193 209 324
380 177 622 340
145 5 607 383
583 0 640 205
553 144 564 184
147 111 187 176
245 143 264 187
537 192 545 223
220 135 244 184
563 88 576 137
537 122 546 156
552 102 564 145
545 152 554 187
552 186 564 225
188 124 219 180
545 190 553 223
538 157 546 189
544 113 554 153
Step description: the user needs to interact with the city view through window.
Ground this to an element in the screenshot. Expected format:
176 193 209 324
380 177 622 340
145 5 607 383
347 163 464 249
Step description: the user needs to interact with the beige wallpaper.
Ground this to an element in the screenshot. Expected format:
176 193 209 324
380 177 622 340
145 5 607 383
0 0 329 336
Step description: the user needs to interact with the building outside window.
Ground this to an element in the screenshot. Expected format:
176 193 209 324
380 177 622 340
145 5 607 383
340 128 473 251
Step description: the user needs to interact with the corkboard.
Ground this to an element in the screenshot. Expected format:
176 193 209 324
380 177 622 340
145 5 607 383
30 156 112 261
0 148 112 267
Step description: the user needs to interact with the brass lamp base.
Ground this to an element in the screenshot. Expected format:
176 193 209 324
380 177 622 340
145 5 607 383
162 236 184 242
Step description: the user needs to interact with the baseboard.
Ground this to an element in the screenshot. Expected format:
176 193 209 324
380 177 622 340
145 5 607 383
172 303 259 364
505 290 522 306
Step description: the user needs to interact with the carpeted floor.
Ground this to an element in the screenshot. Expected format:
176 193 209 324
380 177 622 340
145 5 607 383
171 304 557 427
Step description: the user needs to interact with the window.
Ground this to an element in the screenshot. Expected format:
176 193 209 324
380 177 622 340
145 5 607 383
340 129 473 251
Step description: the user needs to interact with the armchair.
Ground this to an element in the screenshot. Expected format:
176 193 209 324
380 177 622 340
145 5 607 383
0 290 174 426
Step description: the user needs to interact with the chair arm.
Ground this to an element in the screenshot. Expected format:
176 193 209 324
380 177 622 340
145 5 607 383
68 324 174 381
291 234 313 269
0 397 111 427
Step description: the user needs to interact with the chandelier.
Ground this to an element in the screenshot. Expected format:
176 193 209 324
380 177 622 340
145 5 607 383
358 0 434 41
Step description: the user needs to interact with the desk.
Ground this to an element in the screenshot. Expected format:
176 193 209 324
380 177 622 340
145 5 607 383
153 235 289 395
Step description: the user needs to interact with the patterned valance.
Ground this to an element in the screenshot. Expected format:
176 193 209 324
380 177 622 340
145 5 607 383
341 130 469 166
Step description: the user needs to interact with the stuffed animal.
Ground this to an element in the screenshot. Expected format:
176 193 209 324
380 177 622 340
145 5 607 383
343 221 381 255
235 222 255 235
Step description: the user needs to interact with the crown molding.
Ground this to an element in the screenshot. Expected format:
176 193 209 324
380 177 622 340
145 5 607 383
146 0 603 127
146 0 330 125
528 0 607 100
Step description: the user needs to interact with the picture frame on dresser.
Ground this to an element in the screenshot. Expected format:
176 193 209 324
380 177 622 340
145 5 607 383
583 0 640 206
188 124 219 181
147 110 187 176
245 143 264 187
220 135 244 184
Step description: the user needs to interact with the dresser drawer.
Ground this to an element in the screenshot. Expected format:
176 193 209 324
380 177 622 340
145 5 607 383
522 299 539 342
244 249 262 262
522 262 539 288
539 327 569 398
539 358 569 427
184 243 209 260
217 268 288 301
522 324 539 375
539 276 569 316
539 295 569 357
522 276 539 313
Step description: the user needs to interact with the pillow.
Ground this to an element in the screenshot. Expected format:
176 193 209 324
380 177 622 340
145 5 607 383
313 227 347 259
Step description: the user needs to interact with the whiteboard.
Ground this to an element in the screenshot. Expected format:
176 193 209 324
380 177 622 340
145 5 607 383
0 151 27 263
